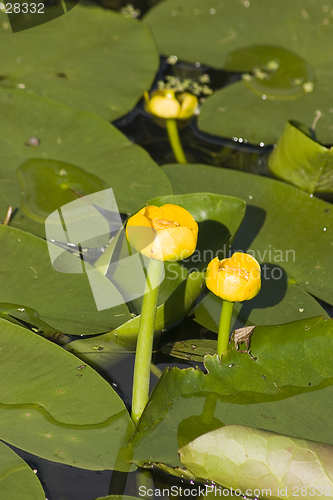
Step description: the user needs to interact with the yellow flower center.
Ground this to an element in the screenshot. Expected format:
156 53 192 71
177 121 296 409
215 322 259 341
150 218 180 231
219 264 250 281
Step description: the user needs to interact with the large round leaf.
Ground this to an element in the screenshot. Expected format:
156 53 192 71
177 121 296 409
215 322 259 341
0 319 135 470
0 5 159 121
0 441 45 500
163 164 333 307
144 0 333 144
0 225 132 334
0 88 172 238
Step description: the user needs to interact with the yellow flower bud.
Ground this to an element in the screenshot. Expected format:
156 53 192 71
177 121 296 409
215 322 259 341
206 253 261 302
126 204 198 261
144 89 198 120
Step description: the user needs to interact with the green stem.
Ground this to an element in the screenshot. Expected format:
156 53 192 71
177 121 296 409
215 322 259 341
150 362 163 379
217 300 234 357
201 393 219 425
165 118 187 164
131 258 164 424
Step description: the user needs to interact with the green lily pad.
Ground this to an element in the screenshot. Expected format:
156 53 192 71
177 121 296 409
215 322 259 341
0 440 45 500
0 318 135 471
129 317 333 470
145 0 333 144
0 4 158 121
0 88 172 238
268 121 333 194
163 164 333 306
0 225 132 334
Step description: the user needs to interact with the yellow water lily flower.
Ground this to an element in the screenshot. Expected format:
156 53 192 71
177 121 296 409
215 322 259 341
144 89 198 120
126 204 198 261
206 252 261 302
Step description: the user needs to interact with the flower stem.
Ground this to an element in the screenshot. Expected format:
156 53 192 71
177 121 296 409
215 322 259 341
131 258 164 424
165 118 187 164
217 300 234 357
201 393 219 425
